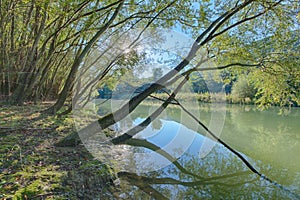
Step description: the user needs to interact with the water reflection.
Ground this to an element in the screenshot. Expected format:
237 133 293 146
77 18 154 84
115 140 298 199
115 143 297 199
96 103 300 199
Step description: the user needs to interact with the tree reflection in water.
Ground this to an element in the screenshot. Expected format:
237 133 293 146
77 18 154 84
113 137 298 199
94 103 299 199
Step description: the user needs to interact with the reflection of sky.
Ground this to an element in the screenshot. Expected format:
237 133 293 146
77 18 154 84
91 103 300 200
129 118 299 199
133 118 217 159
96 102 300 197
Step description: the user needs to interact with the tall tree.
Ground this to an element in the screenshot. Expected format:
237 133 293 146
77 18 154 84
79 0 292 138
44 0 125 114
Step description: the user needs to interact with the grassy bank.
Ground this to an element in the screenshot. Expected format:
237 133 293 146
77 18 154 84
0 104 117 199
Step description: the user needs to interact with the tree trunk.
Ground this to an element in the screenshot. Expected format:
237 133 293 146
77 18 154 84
44 1 124 114
44 62 78 114
10 2 48 105
78 0 255 139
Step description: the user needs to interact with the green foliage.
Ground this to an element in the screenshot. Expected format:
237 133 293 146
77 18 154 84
1 0 298 112
251 65 300 109
231 75 256 102
210 0 299 109
244 28 300 109
189 72 209 93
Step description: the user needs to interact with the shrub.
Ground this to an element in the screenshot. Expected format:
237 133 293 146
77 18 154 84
231 76 256 103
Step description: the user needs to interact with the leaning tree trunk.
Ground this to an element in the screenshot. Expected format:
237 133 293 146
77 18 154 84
44 61 78 114
45 1 124 115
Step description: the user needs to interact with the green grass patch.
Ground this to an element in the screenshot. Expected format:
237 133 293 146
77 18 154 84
0 103 116 199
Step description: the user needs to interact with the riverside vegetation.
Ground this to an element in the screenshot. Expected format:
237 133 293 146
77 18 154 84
0 103 119 199
0 0 299 199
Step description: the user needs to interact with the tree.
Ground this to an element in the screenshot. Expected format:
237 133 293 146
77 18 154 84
250 35 300 108
44 0 125 114
189 72 208 93
80 0 293 138
42 0 200 113
0 0 106 104
1 0 172 107
209 1 299 108
231 75 256 102
71 2 299 196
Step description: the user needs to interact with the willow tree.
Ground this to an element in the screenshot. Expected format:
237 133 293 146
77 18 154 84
79 0 298 137
63 1 299 194
45 0 216 114
0 0 108 104
0 0 164 106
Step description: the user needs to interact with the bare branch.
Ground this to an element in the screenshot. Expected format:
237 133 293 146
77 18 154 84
172 97 300 198
110 74 189 144
212 0 283 38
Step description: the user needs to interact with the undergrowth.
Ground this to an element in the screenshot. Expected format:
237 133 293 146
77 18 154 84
0 103 117 199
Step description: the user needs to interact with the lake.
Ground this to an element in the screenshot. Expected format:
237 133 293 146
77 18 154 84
88 101 300 199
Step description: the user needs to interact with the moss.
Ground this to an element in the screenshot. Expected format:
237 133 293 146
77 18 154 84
13 180 43 200
0 104 117 199
54 131 81 147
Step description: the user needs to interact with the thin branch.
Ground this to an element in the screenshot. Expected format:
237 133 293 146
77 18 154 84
198 0 255 46
212 0 283 39
148 94 179 105
194 62 261 71
172 97 300 198
110 75 189 144
109 9 156 28
127 0 178 50
45 0 123 44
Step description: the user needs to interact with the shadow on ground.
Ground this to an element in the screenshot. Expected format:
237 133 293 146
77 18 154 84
0 104 119 199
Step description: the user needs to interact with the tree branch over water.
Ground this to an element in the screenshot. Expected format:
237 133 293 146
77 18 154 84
110 75 189 144
108 60 262 144
171 96 300 199
79 0 269 138
123 138 204 180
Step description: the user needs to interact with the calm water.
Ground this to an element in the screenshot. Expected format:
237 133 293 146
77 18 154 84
95 102 300 199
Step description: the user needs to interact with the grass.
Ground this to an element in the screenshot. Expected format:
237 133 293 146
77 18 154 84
0 103 117 199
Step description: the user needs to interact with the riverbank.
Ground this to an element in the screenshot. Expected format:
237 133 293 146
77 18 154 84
0 104 117 199
146 92 299 108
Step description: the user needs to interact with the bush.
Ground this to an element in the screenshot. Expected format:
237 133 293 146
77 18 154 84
231 76 256 103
